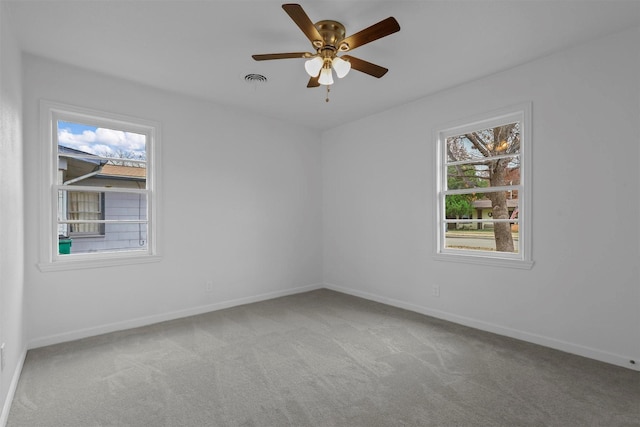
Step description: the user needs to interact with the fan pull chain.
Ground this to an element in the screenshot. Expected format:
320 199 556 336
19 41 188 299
325 85 330 103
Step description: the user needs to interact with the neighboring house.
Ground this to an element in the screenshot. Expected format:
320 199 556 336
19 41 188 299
468 198 519 230
58 146 147 254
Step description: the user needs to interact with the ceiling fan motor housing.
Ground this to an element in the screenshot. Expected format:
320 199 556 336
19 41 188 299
314 20 348 52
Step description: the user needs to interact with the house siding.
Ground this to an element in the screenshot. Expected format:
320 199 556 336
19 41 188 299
70 192 147 253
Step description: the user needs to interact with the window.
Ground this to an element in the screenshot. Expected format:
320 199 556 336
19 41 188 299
435 103 533 269
66 191 105 237
39 101 161 271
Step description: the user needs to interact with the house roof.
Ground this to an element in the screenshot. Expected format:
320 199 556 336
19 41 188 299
99 164 146 180
59 146 147 183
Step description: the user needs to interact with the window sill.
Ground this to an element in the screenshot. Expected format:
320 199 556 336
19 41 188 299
433 252 534 270
37 254 162 272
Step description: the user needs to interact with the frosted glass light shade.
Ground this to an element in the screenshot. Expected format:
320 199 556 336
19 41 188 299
304 57 323 77
332 56 351 78
318 67 334 85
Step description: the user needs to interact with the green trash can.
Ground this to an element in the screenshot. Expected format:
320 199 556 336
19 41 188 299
59 238 72 254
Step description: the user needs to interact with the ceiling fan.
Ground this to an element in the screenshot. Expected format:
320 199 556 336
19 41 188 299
252 3 400 90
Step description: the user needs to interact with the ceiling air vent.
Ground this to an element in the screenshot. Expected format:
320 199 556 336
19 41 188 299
244 74 267 84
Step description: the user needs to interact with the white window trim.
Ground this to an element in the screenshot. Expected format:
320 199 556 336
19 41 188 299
38 100 162 272
434 102 533 269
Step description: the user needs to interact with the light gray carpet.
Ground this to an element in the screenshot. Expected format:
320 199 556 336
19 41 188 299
7 289 640 426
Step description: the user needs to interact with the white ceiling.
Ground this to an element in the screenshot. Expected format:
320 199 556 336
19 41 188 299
6 0 640 131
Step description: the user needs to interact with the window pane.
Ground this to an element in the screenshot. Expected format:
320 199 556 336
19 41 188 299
444 190 519 254
447 160 519 190
444 226 519 253
444 192 519 221
58 189 147 255
58 223 148 255
58 120 147 190
446 121 520 162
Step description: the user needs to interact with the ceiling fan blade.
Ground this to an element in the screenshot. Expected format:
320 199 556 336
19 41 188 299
307 75 320 88
252 52 310 61
342 55 388 78
282 4 323 46
340 17 400 51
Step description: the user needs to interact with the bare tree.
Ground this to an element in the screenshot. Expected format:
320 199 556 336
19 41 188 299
95 149 146 168
448 123 520 252
465 124 519 252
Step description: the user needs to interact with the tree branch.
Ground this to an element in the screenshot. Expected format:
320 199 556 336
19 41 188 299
465 133 492 157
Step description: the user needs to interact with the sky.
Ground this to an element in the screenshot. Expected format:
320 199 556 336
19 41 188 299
57 120 146 159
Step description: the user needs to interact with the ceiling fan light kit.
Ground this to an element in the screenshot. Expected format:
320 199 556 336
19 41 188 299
252 3 400 99
304 56 323 77
318 66 334 86
332 56 351 78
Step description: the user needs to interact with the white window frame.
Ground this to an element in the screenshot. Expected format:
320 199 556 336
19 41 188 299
38 100 162 271
434 103 533 269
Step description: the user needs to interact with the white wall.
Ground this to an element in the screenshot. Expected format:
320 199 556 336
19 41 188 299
11 19 640 381
322 26 640 370
0 3 26 424
22 55 323 347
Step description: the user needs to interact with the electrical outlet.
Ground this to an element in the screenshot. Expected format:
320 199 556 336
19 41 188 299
0 343 5 371
432 285 440 297
205 280 214 293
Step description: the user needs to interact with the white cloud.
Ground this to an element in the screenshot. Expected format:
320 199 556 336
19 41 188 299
58 126 146 159
94 128 125 145
58 129 97 145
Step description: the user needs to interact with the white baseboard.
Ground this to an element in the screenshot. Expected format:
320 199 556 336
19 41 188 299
323 282 639 372
28 283 324 350
0 348 27 427
26 281 638 371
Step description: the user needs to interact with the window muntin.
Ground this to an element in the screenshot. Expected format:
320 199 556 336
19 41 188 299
435 104 532 268
39 101 160 270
